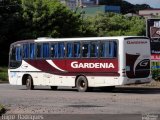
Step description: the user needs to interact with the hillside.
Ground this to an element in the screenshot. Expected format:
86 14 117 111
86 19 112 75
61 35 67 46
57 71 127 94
99 0 151 14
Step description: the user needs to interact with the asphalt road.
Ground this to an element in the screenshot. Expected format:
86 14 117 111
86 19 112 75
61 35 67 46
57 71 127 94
0 84 160 120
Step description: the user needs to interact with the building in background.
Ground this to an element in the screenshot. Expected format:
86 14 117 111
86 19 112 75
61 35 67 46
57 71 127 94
60 0 120 15
139 9 160 18
60 0 95 10
79 5 120 15
124 13 141 17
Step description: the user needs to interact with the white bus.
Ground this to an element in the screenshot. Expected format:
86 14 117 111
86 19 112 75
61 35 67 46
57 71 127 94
8 36 152 92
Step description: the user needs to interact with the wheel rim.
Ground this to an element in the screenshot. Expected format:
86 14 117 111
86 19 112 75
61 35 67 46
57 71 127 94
26 79 30 88
79 80 86 89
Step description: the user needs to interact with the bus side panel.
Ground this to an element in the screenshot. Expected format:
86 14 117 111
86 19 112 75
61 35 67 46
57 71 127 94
54 75 75 86
64 59 119 73
87 76 120 87
26 59 119 74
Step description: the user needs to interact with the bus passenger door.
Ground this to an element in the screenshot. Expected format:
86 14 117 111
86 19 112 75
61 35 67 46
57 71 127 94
9 45 22 85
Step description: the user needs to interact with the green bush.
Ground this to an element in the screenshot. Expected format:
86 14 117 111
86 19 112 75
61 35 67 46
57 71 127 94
0 67 8 82
0 104 6 115
152 69 160 81
0 104 4 110
151 61 160 81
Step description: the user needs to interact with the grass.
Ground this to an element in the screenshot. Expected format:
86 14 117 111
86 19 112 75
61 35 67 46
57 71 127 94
0 67 8 83
0 104 5 115
0 104 4 110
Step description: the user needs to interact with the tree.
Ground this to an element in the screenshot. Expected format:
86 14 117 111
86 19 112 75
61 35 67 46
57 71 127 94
85 13 112 36
0 0 22 65
134 4 151 13
21 0 49 38
99 0 122 5
0 0 84 66
85 12 145 37
21 0 82 38
0 0 22 41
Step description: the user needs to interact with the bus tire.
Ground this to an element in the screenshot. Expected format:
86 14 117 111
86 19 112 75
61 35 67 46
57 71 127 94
51 86 57 90
76 76 88 92
26 75 34 90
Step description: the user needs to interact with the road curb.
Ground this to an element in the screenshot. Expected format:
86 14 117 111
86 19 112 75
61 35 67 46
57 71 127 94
0 80 8 84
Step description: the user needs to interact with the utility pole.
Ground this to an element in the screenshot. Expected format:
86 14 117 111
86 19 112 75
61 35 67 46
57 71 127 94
76 0 79 7
96 0 99 5
79 0 83 7
76 0 82 7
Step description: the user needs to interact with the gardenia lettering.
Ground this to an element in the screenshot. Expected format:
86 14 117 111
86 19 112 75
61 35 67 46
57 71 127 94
71 61 115 68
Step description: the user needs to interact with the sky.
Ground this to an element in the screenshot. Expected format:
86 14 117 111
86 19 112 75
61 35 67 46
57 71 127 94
124 0 160 8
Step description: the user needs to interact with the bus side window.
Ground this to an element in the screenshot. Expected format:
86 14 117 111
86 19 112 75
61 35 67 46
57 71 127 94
90 42 98 58
10 46 16 61
23 44 29 59
67 42 73 58
74 42 80 58
43 43 49 58
30 43 35 59
100 41 117 58
51 43 58 58
50 44 55 58
113 41 117 57
109 41 117 57
58 42 65 58
82 43 90 58
105 41 110 57
36 44 42 58
16 46 22 61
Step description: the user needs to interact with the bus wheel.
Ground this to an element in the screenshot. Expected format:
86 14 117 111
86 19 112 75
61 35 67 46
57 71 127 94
26 75 34 90
76 76 88 92
51 86 57 90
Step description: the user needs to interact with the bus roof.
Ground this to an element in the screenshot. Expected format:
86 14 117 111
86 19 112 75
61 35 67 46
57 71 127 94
10 36 149 45
35 36 149 42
